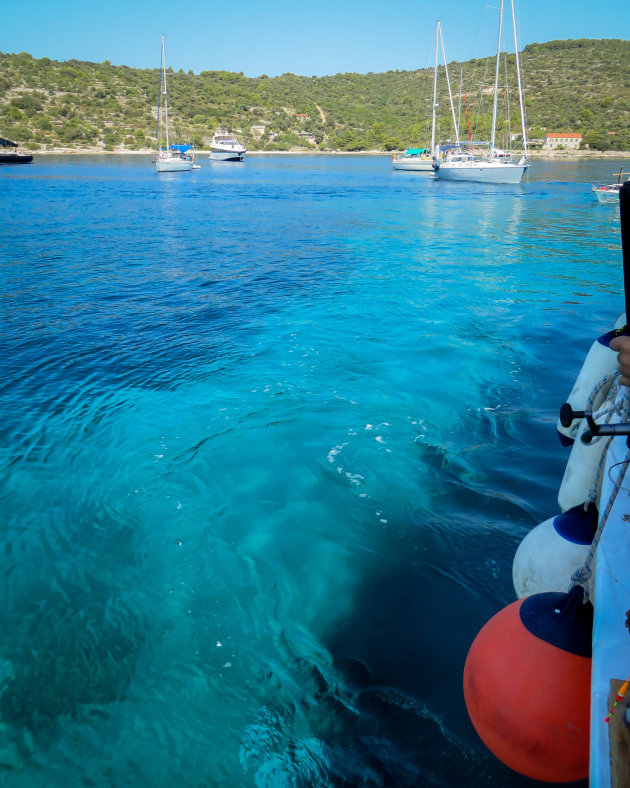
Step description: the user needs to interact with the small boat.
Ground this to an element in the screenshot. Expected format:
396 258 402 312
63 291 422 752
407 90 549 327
592 168 628 204
593 183 623 204
0 136 33 165
154 35 195 173
209 131 246 161
392 148 434 172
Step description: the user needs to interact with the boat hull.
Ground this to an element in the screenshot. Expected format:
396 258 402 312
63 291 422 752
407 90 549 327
435 162 528 184
0 153 33 165
590 387 630 786
209 150 244 161
593 187 619 204
155 158 194 173
392 158 434 172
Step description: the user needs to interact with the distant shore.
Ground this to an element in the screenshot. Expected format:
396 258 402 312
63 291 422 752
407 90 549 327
28 148 630 159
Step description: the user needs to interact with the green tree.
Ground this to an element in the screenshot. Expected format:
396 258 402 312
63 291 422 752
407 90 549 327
581 130 611 151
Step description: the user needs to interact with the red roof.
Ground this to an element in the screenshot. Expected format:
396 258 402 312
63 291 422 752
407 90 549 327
545 133 582 139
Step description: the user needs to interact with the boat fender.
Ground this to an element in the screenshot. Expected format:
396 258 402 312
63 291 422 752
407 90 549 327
463 587 591 783
557 415 609 512
512 503 597 599
556 315 626 446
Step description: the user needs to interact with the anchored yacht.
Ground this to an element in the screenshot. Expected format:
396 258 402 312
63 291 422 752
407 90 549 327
209 131 246 161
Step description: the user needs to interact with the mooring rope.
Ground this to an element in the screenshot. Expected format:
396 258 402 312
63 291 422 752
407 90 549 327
582 373 623 507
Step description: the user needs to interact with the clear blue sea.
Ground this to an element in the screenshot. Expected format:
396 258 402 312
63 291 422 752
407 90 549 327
0 154 625 787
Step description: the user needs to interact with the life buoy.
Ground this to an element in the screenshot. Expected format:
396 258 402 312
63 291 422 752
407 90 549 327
556 314 625 446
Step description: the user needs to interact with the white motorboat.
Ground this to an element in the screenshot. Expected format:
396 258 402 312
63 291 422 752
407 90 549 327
209 131 246 161
154 35 195 173
434 0 529 184
593 183 623 204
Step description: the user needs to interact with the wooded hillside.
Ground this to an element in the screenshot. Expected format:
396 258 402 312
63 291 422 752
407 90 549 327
1 38 628 152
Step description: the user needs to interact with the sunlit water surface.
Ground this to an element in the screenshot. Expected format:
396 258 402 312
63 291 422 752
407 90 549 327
0 155 625 787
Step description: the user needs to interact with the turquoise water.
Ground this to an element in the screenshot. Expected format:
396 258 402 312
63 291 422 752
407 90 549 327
0 154 624 787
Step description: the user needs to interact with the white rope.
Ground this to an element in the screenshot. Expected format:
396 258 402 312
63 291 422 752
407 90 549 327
570 450 629 600
587 371 619 413
582 374 623 506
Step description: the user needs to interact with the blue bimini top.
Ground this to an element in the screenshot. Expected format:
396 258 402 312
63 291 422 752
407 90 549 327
164 144 193 153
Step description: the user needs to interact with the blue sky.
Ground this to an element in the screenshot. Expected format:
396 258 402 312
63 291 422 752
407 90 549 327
2 0 629 77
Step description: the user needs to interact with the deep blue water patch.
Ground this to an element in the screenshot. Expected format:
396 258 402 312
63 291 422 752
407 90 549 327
0 154 622 786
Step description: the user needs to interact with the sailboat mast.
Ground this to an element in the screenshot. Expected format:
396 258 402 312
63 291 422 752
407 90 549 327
490 0 503 151
439 24 459 146
162 34 170 151
457 68 463 137
430 21 439 155
510 0 528 158
155 39 163 158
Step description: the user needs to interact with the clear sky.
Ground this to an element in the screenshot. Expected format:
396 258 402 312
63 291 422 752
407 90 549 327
2 0 629 77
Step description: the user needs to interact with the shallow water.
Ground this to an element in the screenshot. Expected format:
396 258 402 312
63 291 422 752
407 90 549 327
0 154 624 786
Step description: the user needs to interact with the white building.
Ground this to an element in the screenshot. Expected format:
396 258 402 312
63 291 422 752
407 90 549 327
250 124 267 139
543 132 582 150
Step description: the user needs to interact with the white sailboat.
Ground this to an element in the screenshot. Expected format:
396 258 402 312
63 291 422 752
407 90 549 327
392 20 441 173
154 35 195 173
391 148 433 172
434 0 529 184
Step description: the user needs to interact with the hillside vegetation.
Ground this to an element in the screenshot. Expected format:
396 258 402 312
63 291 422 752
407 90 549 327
0 39 628 152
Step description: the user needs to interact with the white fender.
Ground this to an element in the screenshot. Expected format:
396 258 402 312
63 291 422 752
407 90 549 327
556 313 625 445
512 513 594 600
557 416 608 512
